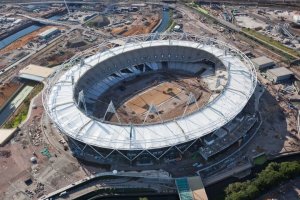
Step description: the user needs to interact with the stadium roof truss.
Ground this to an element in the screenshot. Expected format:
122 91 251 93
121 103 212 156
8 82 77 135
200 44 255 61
43 33 257 155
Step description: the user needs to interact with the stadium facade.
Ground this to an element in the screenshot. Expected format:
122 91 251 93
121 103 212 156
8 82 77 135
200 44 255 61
43 33 257 165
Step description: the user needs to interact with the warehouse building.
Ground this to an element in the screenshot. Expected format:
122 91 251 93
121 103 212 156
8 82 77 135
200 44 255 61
251 56 275 70
19 64 55 82
38 27 60 40
266 67 294 83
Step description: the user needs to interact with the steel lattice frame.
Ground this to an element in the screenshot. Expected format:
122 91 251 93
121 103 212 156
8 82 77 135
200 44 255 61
42 33 257 162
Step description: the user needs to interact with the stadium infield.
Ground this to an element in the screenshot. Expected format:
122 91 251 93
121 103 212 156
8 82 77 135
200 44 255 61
94 72 212 124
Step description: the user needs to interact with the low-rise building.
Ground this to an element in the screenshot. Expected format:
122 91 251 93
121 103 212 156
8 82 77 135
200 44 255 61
19 64 55 82
38 27 60 40
266 67 294 83
251 56 275 70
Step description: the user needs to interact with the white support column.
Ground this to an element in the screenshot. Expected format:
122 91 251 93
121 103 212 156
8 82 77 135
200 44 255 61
103 100 121 123
143 104 162 124
130 123 135 140
80 58 85 68
182 92 199 118
78 90 87 115
71 75 74 85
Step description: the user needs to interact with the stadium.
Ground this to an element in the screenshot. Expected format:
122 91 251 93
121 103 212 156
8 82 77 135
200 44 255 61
43 33 257 165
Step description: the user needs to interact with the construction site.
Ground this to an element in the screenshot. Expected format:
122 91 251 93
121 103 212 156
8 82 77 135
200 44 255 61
0 1 298 200
95 72 214 124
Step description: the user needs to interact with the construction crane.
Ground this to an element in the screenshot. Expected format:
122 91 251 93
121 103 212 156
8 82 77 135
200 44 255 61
64 0 71 16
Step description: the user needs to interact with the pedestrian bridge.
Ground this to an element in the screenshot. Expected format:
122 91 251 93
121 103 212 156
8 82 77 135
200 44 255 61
17 14 73 26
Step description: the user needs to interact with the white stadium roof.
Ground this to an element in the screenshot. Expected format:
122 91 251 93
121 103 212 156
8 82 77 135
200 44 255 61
44 33 256 151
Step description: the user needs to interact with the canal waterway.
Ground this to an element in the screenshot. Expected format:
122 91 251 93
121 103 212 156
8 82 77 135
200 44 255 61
0 14 63 50
154 9 171 33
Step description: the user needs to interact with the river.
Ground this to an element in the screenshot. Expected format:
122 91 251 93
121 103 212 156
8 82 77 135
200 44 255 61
0 14 63 50
154 9 171 33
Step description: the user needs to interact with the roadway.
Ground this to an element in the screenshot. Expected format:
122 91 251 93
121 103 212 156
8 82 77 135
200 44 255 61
40 170 174 200
17 14 74 26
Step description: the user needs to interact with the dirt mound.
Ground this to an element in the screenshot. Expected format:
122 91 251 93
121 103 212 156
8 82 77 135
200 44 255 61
87 15 110 28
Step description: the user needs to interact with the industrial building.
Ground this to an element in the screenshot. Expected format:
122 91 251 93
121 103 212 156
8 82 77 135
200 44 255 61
251 56 275 70
19 64 55 82
38 27 60 40
266 67 294 83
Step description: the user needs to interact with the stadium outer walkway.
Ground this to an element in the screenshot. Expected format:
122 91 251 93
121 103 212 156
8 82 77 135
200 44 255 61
176 176 208 200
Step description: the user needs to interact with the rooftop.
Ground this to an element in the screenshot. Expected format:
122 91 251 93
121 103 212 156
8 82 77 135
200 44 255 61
38 27 59 38
267 67 294 77
19 64 54 82
0 128 18 146
251 56 275 66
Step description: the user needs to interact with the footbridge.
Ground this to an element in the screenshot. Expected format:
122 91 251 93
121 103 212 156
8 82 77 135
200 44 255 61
17 14 74 26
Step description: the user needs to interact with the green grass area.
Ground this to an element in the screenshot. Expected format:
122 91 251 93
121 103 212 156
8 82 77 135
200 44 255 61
166 9 175 31
195 6 209 15
253 154 267 165
225 161 300 200
167 20 176 32
242 28 300 60
188 3 209 15
3 83 44 129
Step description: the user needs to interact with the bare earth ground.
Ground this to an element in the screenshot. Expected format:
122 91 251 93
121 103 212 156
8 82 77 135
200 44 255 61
0 26 64 55
0 90 87 200
111 14 160 36
0 81 22 108
94 72 212 124
245 91 299 158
